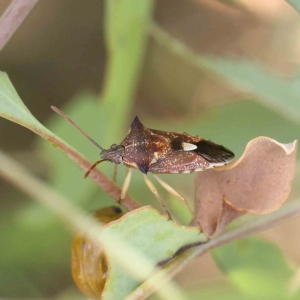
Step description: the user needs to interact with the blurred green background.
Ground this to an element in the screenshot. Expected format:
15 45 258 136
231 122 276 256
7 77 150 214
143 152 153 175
1 0 300 299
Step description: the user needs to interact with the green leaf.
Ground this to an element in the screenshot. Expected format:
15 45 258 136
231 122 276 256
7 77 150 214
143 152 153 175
0 72 53 138
287 0 300 13
212 238 293 299
103 0 155 137
102 206 207 300
0 71 88 166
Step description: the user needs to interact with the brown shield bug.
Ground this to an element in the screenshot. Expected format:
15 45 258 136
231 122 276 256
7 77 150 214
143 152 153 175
51 106 234 218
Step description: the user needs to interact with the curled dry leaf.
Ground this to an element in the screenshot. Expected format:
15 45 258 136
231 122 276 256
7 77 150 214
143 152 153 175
194 137 297 237
72 206 125 300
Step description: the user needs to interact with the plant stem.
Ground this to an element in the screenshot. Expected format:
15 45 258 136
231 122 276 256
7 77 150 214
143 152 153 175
100 0 154 139
0 0 39 51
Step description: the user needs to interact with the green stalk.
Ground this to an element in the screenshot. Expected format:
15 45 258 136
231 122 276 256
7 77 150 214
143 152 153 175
101 0 154 139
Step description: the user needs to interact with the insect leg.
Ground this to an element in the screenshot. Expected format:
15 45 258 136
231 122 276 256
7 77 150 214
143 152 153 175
120 167 132 200
143 175 172 220
113 164 118 183
153 174 195 218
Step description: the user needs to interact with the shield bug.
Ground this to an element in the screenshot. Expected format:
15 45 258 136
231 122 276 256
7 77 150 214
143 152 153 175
51 106 234 218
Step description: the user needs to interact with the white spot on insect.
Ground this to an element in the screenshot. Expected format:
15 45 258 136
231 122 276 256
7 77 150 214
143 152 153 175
149 152 159 165
150 157 157 165
182 142 197 151
207 161 230 169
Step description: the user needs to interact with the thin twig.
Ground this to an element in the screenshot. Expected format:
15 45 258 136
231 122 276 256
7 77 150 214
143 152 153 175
127 199 300 299
0 149 188 300
0 0 39 51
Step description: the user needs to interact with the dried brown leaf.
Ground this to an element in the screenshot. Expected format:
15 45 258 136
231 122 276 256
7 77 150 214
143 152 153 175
214 197 246 237
194 137 297 237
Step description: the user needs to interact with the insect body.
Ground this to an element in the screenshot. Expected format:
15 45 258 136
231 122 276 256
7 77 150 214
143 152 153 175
51 106 234 217
118 117 234 174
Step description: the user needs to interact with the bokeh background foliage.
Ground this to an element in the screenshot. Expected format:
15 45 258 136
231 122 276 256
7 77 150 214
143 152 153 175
0 0 300 299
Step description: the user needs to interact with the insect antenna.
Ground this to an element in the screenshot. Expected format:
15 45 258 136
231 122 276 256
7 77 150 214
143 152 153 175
84 159 106 178
51 106 104 151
